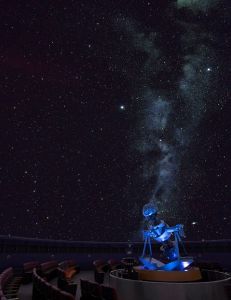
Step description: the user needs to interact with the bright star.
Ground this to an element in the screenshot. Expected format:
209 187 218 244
120 105 125 110
207 67 212 72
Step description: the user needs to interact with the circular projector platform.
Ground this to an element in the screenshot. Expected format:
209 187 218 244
134 266 202 282
110 269 231 300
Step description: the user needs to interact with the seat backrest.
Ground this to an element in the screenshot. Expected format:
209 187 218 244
80 279 89 297
41 260 58 272
0 268 13 290
51 285 61 299
88 281 101 297
101 285 118 300
66 260 76 267
107 259 121 270
93 260 105 267
23 261 39 272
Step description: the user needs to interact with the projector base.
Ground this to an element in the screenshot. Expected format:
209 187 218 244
134 266 202 282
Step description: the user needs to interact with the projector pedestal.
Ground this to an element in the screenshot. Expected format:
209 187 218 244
134 266 202 282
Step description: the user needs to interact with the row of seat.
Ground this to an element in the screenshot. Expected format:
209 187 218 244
23 260 75 284
93 259 123 271
1 258 119 300
0 267 22 300
93 259 122 284
0 261 47 299
80 279 117 300
32 267 76 300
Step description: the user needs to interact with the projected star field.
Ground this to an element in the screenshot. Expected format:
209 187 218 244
0 0 230 241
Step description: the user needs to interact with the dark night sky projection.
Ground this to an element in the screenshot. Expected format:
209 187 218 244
0 0 230 241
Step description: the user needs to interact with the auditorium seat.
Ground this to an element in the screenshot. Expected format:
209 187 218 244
59 260 79 271
93 260 109 284
0 267 22 300
93 260 105 268
94 270 104 284
93 260 109 272
58 260 79 280
57 275 78 296
58 275 68 290
57 260 78 295
88 281 101 299
101 285 118 300
80 279 90 299
40 260 58 280
22 261 39 283
107 259 122 271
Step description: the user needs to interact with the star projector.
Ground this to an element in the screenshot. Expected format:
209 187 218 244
134 202 201 281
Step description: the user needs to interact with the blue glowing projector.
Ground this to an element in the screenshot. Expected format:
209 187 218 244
134 203 201 281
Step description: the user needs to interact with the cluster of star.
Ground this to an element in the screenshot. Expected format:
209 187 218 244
0 0 230 242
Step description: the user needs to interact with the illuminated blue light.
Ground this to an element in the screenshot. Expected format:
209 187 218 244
182 261 191 269
160 260 180 271
164 247 178 260
142 203 157 217
139 257 157 270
